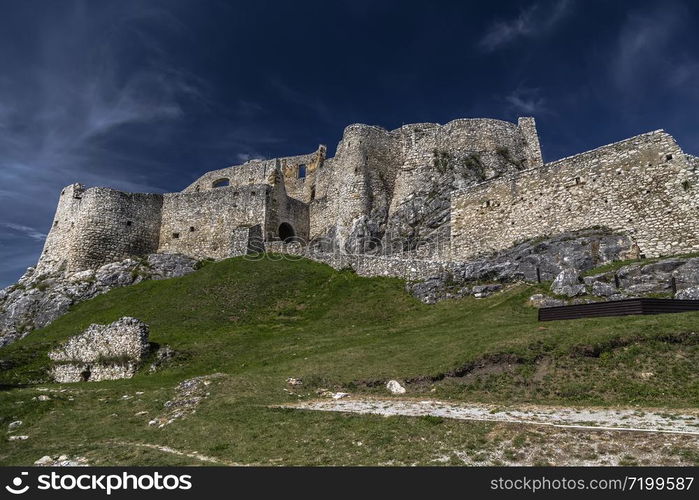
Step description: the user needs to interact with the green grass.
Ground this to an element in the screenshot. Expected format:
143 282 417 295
0 255 698 466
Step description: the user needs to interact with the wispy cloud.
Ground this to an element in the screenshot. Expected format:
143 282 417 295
611 5 699 95
505 87 549 115
235 153 266 163
0 223 47 242
0 3 208 284
479 0 573 52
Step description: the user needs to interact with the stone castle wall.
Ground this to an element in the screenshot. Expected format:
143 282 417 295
451 130 699 259
33 116 699 280
159 184 269 260
279 146 326 203
307 118 542 253
37 184 163 274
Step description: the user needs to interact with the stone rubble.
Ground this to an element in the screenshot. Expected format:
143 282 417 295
48 317 150 382
34 455 89 467
148 374 224 428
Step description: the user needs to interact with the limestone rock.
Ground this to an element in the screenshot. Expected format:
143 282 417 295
528 294 565 308
408 229 637 303
591 281 616 297
34 456 53 465
676 286 699 300
149 345 176 373
8 420 22 431
471 284 502 298
551 269 585 297
386 380 406 394
34 455 89 467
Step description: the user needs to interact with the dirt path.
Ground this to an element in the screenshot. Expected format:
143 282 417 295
109 441 242 466
283 398 699 435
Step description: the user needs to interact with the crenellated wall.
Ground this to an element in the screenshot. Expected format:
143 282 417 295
451 130 699 259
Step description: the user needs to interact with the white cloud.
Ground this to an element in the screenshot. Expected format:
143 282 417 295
0 223 47 242
611 5 699 94
236 153 266 163
479 0 573 52
505 87 548 115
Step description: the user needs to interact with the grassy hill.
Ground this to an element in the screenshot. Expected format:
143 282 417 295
1 256 698 465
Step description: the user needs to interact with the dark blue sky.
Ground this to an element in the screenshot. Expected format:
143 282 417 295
1 0 698 286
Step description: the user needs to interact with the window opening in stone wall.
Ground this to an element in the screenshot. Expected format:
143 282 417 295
53 221 58 227
173 232 180 239
298 165 307 179
278 222 296 243
80 367 91 382
126 221 132 226
212 178 230 188
251 191 256 196
666 154 673 161
575 177 580 184
189 226 195 232
311 187 316 200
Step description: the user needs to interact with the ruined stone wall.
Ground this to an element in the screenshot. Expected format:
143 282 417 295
309 124 403 252
279 146 326 203
37 184 163 274
308 118 541 254
451 130 699 260
182 146 324 199
159 184 268 260
49 317 149 383
182 160 275 193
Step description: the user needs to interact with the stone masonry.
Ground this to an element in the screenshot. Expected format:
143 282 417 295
48 317 150 382
451 130 699 260
28 117 699 279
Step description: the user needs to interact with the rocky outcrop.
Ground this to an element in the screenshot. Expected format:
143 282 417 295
676 287 699 300
0 253 197 347
551 269 586 297
408 229 636 303
530 257 699 307
48 317 150 382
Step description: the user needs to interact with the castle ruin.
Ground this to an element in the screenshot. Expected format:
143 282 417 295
35 117 699 278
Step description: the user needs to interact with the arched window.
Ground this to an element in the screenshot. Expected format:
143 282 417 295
212 178 230 188
278 222 296 243
298 165 307 179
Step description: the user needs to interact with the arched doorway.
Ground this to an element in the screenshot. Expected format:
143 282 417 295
278 222 296 243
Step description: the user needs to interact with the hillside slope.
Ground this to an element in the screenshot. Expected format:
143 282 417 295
1 256 698 466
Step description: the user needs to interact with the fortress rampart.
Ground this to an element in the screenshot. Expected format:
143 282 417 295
451 130 699 259
33 116 699 279
39 184 163 273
